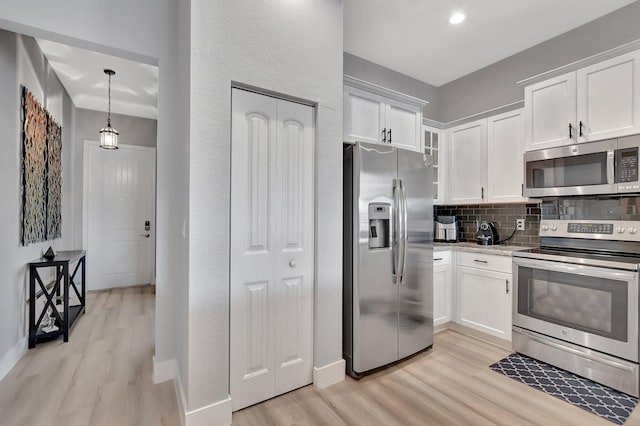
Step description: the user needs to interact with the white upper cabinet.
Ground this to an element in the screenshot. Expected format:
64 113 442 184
344 86 386 144
424 125 445 204
386 99 423 152
524 72 577 151
524 50 640 151
448 118 487 204
577 51 640 142
487 109 526 203
344 78 426 152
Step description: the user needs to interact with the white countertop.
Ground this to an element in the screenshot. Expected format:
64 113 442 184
434 242 532 257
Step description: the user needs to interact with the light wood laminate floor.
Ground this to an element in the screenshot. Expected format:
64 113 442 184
235 331 640 426
0 285 179 426
3 287 640 425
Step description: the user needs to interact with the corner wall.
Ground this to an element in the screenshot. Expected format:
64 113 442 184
188 0 344 416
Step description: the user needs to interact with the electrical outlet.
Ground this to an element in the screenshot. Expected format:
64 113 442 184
516 219 525 231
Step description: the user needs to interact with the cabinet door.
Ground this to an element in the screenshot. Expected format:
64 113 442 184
487 109 526 203
424 125 445 204
386 100 423 152
577 51 640 141
448 118 487 204
433 263 452 326
457 266 512 340
524 72 577 151
344 86 386 144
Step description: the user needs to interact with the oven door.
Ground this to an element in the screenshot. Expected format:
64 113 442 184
513 257 639 362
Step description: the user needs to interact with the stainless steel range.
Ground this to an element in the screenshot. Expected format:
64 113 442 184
513 218 640 396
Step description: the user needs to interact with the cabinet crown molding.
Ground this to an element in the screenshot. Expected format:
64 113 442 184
344 75 429 108
517 38 640 87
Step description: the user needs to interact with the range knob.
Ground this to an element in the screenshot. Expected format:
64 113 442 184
542 224 549 231
617 226 626 234
550 225 557 231
629 227 638 235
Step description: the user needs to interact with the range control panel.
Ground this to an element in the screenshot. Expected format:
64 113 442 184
540 220 640 241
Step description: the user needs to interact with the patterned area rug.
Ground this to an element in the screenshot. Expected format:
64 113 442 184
490 353 638 425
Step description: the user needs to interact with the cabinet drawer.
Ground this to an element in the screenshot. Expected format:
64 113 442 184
456 251 511 273
433 250 451 265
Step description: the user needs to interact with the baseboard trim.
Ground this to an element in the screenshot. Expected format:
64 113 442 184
0 336 27 381
447 322 511 350
313 359 345 389
153 356 177 384
185 396 232 426
174 372 232 426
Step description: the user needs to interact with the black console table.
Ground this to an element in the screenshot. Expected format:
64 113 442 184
28 250 86 348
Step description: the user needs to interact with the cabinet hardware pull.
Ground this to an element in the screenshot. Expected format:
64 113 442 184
506 279 510 294
473 259 488 264
579 121 584 138
382 128 387 143
521 183 523 196
481 186 484 199
434 257 444 261
388 128 392 143
569 123 573 139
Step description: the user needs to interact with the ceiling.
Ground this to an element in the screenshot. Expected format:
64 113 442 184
36 39 158 120
344 0 636 87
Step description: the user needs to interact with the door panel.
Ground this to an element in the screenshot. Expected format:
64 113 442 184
387 101 422 152
85 144 156 290
397 149 433 358
230 90 278 410
344 87 385 144
230 89 314 410
354 143 398 373
274 99 314 395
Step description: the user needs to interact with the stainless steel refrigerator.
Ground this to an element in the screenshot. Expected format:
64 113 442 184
343 142 433 377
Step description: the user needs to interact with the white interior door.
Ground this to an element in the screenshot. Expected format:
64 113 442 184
230 89 314 411
84 142 156 291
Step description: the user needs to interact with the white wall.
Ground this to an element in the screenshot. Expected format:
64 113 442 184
0 31 76 379
187 0 343 416
0 0 187 392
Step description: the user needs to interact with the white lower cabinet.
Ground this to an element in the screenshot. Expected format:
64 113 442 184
454 252 513 341
433 251 452 326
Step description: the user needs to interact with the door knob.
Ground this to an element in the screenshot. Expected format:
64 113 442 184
289 260 296 268
140 234 150 238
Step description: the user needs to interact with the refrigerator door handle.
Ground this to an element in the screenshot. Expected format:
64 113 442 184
399 179 408 284
392 179 400 284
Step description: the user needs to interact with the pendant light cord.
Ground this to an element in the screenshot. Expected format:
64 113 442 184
107 72 112 126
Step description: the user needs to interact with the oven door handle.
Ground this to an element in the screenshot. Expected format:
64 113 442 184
512 256 638 280
518 329 636 372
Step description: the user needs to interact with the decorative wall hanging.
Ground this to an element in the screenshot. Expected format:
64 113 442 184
20 86 63 246
46 118 62 240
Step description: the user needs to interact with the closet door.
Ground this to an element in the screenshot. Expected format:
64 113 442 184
230 89 314 411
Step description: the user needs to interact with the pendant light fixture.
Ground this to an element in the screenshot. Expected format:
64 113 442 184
99 68 119 149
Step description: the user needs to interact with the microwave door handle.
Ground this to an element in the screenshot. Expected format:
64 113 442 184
607 151 615 184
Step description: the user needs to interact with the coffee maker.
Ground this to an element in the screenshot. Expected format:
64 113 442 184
476 221 499 245
435 216 459 242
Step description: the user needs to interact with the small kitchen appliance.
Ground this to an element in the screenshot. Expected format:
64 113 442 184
476 221 498 245
435 215 459 242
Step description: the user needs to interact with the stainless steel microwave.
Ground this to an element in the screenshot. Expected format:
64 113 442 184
523 135 640 197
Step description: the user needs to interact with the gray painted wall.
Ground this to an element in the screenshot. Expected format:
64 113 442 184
437 1 640 123
0 31 76 379
74 108 157 148
344 52 439 119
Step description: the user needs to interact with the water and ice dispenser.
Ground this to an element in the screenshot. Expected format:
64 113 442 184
368 203 390 249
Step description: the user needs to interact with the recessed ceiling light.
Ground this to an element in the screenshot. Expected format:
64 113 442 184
449 12 465 25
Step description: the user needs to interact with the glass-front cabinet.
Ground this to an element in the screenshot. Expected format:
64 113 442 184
424 124 445 204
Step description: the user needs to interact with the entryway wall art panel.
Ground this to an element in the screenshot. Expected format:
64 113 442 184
20 86 63 245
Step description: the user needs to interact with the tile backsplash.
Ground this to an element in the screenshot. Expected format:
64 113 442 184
541 196 640 221
434 202 541 246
